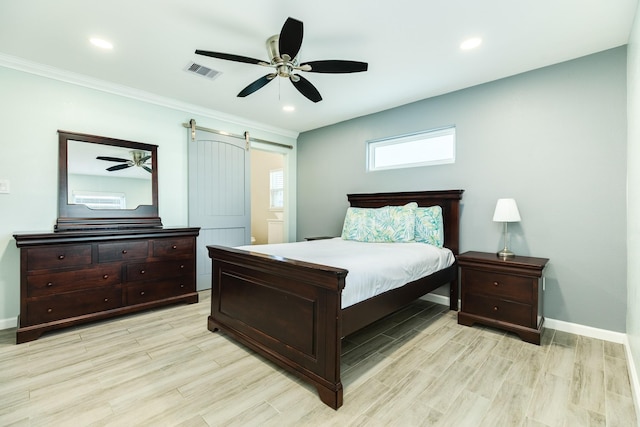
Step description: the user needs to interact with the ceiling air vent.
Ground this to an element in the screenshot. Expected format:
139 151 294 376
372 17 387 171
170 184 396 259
184 62 221 80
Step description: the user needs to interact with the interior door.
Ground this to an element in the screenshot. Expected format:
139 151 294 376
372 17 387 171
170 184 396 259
188 128 251 290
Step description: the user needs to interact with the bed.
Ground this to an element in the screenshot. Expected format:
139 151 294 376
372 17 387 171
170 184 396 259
207 190 463 409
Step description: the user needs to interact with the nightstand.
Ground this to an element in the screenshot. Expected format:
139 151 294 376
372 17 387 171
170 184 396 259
457 251 549 345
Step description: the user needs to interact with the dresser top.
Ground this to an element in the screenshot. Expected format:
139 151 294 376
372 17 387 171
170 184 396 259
14 227 200 247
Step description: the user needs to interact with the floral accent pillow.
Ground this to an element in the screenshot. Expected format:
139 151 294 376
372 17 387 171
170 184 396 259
414 205 444 247
341 202 417 242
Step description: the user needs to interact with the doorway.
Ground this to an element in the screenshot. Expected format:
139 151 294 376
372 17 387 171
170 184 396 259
250 149 286 245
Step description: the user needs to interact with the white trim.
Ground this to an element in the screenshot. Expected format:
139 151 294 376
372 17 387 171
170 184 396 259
543 317 626 344
623 335 640 424
0 52 299 140
0 317 17 330
420 293 456 307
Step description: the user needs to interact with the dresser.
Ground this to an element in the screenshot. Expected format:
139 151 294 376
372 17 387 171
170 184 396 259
457 251 549 344
14 227 200 343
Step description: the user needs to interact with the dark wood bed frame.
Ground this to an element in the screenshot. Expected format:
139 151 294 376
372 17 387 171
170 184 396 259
207 190 463 409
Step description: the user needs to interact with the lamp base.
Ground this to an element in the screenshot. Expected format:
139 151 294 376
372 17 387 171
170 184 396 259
497 249 515 259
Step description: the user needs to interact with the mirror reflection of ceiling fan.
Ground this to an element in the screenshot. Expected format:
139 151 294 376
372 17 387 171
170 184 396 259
195 17 368 102
97 151 152 173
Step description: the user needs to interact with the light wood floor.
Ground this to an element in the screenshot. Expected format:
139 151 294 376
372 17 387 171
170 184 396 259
0 290 637 426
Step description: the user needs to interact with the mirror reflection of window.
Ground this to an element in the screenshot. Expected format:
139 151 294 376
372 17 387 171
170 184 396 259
72 191 126 210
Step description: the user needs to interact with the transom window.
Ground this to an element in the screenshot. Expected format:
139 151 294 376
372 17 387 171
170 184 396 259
367 126 456 171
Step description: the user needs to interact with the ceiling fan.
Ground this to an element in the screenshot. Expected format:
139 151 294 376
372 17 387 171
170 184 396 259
97 151 152 173
195 17 368 103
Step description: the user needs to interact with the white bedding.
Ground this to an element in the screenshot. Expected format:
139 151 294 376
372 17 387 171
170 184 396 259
236 238 455 308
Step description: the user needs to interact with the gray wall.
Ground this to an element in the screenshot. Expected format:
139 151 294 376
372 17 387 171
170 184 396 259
297 47 627 332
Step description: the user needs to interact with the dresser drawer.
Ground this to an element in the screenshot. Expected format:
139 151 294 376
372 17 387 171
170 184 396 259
126 259 194 282
26 245 92 271
23 287 122 326
27 265 121 297
464 293 533 327
125 278 195 305
462 269 533 303
152 238 194 258
98 241 149 263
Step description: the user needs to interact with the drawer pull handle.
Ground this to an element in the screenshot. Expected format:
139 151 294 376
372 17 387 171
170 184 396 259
47 282 53 287
180 264 185 269
493 306 499 311
103 274 109 279
58 255 65 260
172 245 177 249
47 308 52 313
493 281 499 287
104 298 109 302
122 250 128 254
180 284 185 288
140 291 145 296
140 270 145 274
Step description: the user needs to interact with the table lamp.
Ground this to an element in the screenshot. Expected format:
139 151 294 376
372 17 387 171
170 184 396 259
493 198 521 258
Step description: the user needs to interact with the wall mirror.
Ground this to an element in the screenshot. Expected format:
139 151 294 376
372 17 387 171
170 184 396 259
56 130 162 231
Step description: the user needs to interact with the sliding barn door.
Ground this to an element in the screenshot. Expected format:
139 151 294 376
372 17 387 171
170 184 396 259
188 129 251 291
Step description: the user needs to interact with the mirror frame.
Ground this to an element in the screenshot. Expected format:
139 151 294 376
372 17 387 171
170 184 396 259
56 130 162 231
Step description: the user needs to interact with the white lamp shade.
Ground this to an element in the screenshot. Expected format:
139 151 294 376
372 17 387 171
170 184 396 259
493 198 521 222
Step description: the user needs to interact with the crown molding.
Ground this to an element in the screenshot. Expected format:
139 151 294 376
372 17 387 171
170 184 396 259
0 52 299 140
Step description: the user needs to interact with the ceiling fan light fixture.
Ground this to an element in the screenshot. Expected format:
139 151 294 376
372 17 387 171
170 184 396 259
460 37 482 51
195 17 368 102
89 37 113 50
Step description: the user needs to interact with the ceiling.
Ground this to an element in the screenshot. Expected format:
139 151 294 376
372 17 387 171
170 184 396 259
0 0 636 134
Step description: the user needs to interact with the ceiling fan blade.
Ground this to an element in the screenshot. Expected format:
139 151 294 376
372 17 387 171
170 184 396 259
139 155 151 163
279 17 303 60
97 156 129 162
142 166 152 173
290 74 322 103
301 60 369 73
237 74 276 97
106 163 132 172
195 50 266 66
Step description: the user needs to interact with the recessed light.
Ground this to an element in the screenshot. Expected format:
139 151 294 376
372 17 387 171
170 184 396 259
460 37 482 51
282 105 295 112
90 37 113 50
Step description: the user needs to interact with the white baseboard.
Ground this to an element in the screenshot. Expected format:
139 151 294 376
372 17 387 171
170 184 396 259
623 335 640 426
0 317 17 331
544 317 626 344
421 293 454 307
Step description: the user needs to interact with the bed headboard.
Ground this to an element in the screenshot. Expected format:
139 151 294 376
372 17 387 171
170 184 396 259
346 190 464 255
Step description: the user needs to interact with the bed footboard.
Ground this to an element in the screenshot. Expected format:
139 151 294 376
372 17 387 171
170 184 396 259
207 245 348 409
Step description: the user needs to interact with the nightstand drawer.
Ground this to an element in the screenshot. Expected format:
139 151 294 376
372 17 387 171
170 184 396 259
462 269 532 303
464 293 532 326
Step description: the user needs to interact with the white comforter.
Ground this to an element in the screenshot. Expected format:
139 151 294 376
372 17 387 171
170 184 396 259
235 238 455 308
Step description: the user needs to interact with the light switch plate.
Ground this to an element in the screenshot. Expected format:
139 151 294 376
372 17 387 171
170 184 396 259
0 179 10 194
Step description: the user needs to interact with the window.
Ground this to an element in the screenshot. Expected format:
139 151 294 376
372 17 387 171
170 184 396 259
72 191 126 210
367 126 455 171
269 169 284 209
